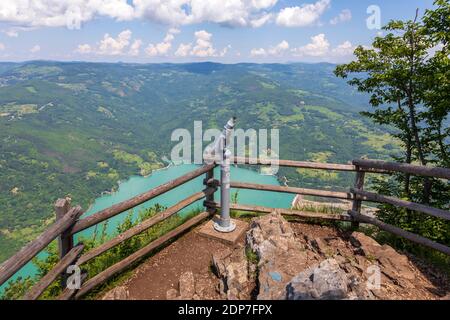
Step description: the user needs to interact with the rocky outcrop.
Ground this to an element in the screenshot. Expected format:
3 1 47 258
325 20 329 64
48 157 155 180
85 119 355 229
244 212 436 300
160 213 443 301
246 212 320 300
102 286 129 300
212 246 252 300
287 258 349 300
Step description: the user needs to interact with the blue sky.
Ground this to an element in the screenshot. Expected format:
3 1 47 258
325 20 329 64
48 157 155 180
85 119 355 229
0 0 436 63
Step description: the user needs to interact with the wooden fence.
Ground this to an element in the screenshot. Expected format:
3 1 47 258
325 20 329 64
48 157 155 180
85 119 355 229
0 158 449 300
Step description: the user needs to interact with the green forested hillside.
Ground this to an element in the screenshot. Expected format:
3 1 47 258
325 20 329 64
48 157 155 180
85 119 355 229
0 61 400 261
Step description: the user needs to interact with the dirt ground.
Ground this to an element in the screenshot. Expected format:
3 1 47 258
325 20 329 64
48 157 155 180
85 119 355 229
101 220 449 300
117 228 243 300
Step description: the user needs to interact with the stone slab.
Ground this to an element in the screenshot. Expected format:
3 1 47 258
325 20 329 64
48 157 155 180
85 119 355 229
197 217 249 245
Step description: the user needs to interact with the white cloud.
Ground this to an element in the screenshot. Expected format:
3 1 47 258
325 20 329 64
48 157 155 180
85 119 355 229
135 0 277 27
145 28 179 56
219 45 231 57
75 30 138 56
174 30 229 58
129 39 143 56
249 13 273 27
74 28 179 57
0 0 135 29
276 0 330 27
76 43 92 54
187 0 277 27
250 40 289 57
291 33 329 57
250 47 267 57
330 9 352 25
191 30 216 57
30 45 41 53
0 1 277 30
268 40 289 56
175 43 192 57
98 29 132 55
0 43 5 51
290 34 355 61
3 29 18 37
331 40 355 57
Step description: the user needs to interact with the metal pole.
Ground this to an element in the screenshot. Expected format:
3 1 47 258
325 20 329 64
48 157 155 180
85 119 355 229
214 117 236 233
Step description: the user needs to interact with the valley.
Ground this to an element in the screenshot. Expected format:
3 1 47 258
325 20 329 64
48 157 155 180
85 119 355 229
0 61 400 262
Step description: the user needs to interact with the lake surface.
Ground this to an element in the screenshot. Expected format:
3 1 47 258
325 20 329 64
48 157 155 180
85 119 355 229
0 164 293 294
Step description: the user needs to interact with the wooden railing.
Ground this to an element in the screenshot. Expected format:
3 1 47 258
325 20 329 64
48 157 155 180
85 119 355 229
0 158 449 300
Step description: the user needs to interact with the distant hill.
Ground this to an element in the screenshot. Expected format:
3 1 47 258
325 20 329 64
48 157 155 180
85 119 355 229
0 61 400 261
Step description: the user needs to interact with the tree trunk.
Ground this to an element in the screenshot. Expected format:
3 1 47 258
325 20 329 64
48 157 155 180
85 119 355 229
407 17 432 203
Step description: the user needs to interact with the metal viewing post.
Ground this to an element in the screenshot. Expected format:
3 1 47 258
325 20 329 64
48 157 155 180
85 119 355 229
214 117 236 233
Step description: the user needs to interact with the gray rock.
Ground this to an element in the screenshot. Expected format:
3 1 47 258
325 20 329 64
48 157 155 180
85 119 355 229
287 259 348 300
212 246 249 300
246 212 314 300
102 286 129 300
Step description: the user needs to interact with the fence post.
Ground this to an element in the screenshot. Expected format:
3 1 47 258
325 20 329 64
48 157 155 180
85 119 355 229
351 166 365 228
55 198 74 287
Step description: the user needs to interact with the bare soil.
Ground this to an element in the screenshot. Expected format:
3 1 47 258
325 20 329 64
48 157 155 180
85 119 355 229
115 228 245 300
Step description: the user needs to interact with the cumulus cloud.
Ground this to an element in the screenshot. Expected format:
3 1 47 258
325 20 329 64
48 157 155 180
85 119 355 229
175 43 193 57
76 29 140 56
250 47 267 57
129 39 143 56
30 45 41 53
0 0 278 31
98 29 132 55
250 40 289 57
330 9 352 25
191 30 216 57
0 0 135 30
291 34 329 57
249 13 273 28
331 40 355 57
276 0 330 27
268 40 289 55
174 30 229 58
145 28 179 56
76 43 92 54
291 34 355 60
74 28 186 58
134 0 277 27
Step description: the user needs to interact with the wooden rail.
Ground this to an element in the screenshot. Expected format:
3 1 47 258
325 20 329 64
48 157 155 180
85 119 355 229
77 187 216 265
353 159 450 179
22 244 85 300
0 206 83 287
1 158 449 301
231 181 354 200
206 201 353 221
71 164 216 234
349 210 450 256
352 188 450 221
233 157 389 173
74 211 212 299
